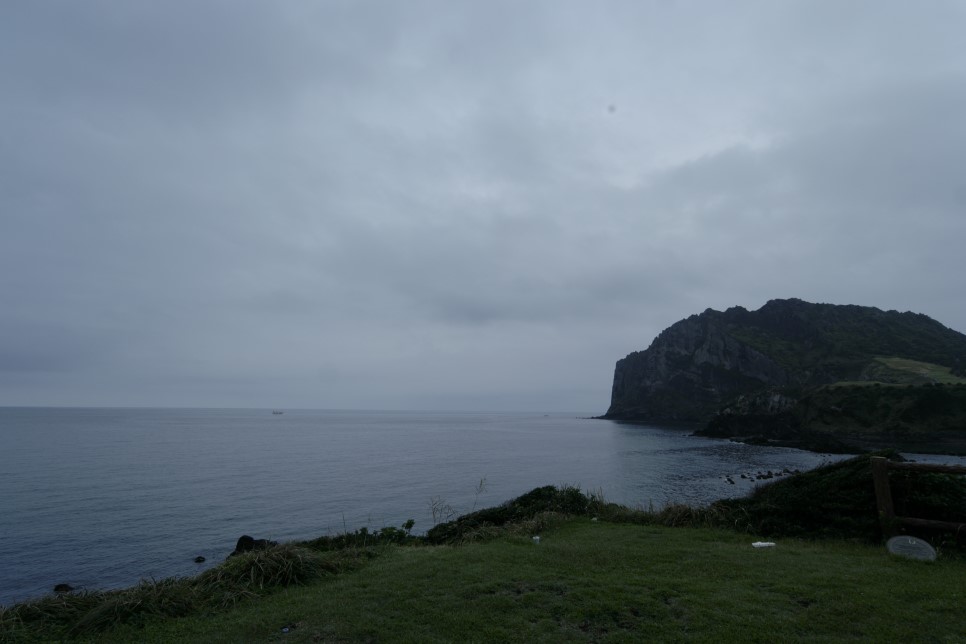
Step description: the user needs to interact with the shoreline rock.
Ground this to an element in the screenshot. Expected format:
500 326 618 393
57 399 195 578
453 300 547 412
228 535 278 558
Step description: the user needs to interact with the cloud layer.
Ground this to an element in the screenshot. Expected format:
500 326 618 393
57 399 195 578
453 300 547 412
3 1 965 410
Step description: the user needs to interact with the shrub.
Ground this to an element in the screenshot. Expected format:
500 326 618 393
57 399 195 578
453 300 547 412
425 485 589 544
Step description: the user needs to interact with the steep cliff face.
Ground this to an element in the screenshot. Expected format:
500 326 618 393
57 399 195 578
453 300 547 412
604 298 966 424
605 307 789 422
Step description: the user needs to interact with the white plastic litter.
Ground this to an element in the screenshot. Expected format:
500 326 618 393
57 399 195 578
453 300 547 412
532 536 541 544
752 542 776 548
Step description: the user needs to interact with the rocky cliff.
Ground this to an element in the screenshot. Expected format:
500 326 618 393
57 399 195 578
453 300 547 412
606 307 789 422
603 299 966 437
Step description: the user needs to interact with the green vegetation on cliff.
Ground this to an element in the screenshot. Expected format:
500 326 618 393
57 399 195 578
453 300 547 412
704 383 966 454
725 300 966 381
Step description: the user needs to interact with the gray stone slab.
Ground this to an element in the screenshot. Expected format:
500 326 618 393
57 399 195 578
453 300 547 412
886 536 937 561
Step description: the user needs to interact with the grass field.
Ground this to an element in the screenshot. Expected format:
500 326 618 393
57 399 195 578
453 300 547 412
875 357 966 385
833 357 966 387
69 519 966 643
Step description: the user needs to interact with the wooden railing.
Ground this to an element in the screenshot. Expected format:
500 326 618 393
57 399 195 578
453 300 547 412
870 456 966 536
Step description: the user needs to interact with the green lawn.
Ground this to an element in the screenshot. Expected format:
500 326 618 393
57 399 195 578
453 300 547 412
834 357 966 387
876 357 966 385
95 519 964 643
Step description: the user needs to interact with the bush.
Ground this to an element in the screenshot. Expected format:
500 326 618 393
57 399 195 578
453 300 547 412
425 485 588 544
707 451 966 545
301 519 416 551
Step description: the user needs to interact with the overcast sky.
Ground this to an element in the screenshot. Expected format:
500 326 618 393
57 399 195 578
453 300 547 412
2 1 965 412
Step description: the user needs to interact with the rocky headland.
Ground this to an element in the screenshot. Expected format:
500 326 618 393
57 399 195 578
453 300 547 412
603 298 966 454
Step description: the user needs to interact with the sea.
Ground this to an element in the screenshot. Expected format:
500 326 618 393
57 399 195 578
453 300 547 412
2 407 963 607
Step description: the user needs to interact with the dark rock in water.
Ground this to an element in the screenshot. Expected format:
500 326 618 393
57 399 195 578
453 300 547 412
194 556 206 563
53 583 74 593
228 534 278 558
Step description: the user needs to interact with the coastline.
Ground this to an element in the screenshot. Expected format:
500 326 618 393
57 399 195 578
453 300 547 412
5 463 965 640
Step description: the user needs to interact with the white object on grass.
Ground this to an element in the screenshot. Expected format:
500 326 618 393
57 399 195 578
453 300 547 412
886 536 936 561
752 542 776 548
532 536 541 544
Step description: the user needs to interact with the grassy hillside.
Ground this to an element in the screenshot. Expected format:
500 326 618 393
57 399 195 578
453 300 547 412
841 356 966 386
92 521 964 643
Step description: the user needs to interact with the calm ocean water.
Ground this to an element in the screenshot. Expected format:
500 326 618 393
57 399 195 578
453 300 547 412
2 407 962 607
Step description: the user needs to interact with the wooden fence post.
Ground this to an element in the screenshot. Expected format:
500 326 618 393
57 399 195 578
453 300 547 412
870 456 895 536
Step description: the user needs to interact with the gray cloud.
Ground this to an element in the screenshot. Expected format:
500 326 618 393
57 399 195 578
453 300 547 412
2 1 966 410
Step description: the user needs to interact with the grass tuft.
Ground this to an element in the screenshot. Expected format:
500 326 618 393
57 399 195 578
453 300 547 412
196 543 337 606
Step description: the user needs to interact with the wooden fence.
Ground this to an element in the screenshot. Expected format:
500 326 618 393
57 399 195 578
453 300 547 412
870 456 966 536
